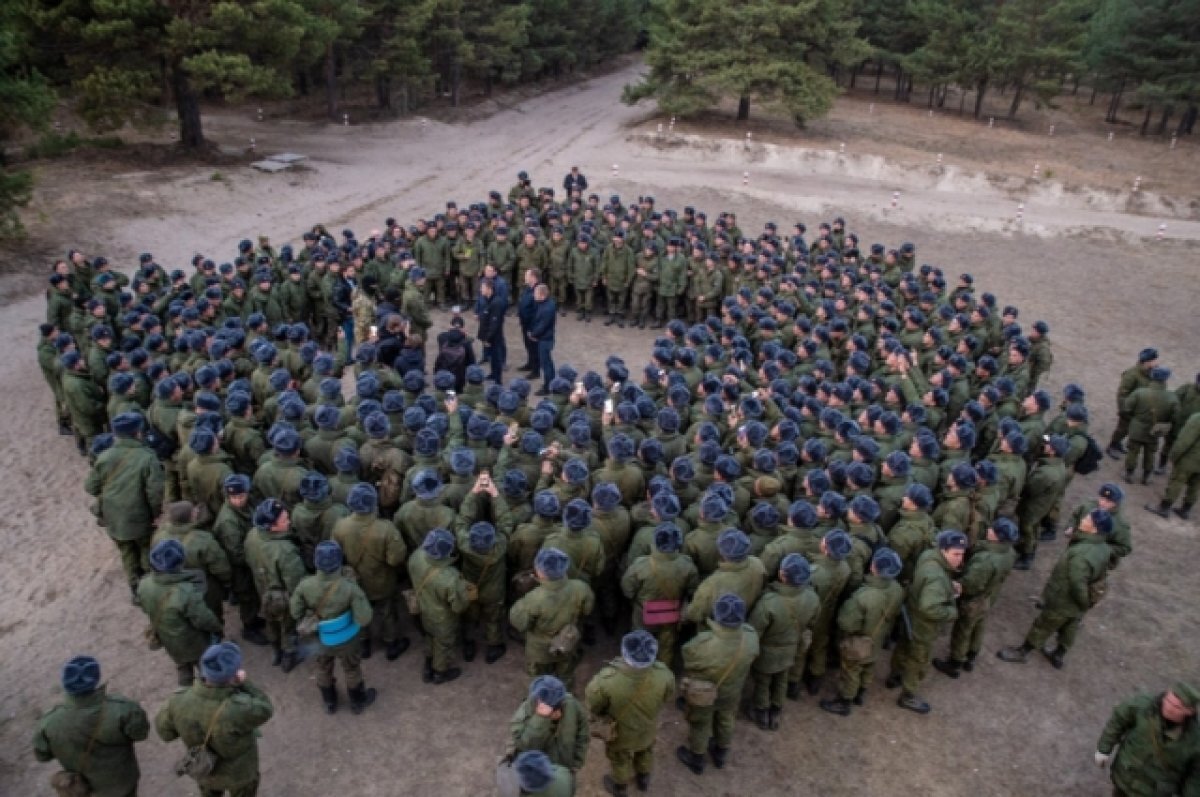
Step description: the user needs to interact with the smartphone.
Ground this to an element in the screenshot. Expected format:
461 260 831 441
369 325 378 337
446 389 456 398
575 380 584 394
604 398 614 414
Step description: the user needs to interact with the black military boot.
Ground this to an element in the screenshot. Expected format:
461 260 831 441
1042 646 1066 670
432 666 462 684
1176 503 1194 520
962 652 978 672
786 681 801 700
997 643 1033 663
576 310 585 321
348 683 377 714
1123 469 1135 484
707 739 729 769
635 772 651 791
1145 500 1172 518
319 685 338 715
485 643 507 664
604 314 617 327
897 692 931 714
884 673 902 689
584 311 592 323
462 639 477 662
1141 472 1152 486
767 706 782 730
802 671 821 696
616 316 625 329
675 746 705 775
58 420 73 436
853 687 866 706
1012 552 1035 570
933 658 962 678
279 650 298 673
602 775 629 796
421 656 434 683
1038 518 1057 542
241 624 269 646
271 646 283 667
819 697 851 716
386 637 410 660
746 706 770 730
360 637 373 660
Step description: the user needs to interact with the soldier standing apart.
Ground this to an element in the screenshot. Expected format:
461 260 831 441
155 642 274 797
585 631 676 796
408 528 471 684
85 411 164 604
932 518 1018 678
886 530 967 714
1095 682 1200 797
820 548 904 717
676 593 760 775
289 540 376 715
507 675 589 777
998 509 1113 669
33 656 149 797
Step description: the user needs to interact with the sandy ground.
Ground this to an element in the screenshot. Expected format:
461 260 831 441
1 62 1199 796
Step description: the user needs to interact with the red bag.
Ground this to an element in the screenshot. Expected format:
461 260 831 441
642 599 681 627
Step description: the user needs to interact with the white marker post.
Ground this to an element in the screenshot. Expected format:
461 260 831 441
937 153 943 166
1108 131 1114 142
746 131 752 145
1133 176 1142 192
742 172 749 186
891 191 900 209
839 142 845 155
612 163 619 178
249 138 256 152
1032 162 1040 179
343 113 349 126
1016 202 1024 224
1171 135 1178 150
256 107 263 122
1157 223 1166 240
1048 124 1056 136
989 117 995 128
657 123 663 135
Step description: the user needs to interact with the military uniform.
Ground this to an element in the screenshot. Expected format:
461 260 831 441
213 499 261 633
1162 413 1200 513
832 574 903 702
793 553 850 692
33 686 149 797
946 539 1016 666
1017 455 1068 559
1020 533 1110 656
585 659 675 788
888 549 958 697
508 693 589 772
331 513 408 654
1097 692 1200 797
620 551 699 666
629 252 659 327
509 577 595 689
566 245 598 318
151 520 233 618
138 570 224 685
680 620 760 756
289 570 373 691
655 251 687 325
243 527 307 658
155 679 274 797
85 437 165 593
748 581 821 713
599 241 635 323
1123 381 1178 479
407 548 470 674
684 558 767 624
1109 363 1152 452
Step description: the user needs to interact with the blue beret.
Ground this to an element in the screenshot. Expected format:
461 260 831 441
872 547 903 579
608 433 635 461
562 458 589 485
529 675 566 707
621 630 659 668
315 404 341 430
90 433 114 456
414 428 440 457
253 498 286 528
847 461 874 488
422 528 455 559
936 529 969 550
225 391 250 415
111 412 144 436
466 364 485 383
824 529 853 560
991 517 1018 543
149 538 185 572
272 427 301 455
533 490 562 518
222 474 250 496
653 522 683 553
413 468 443 500
199 641 242 684
334 444 360 473
700 491 730 521
1046 434 1069 458
780 553 812 585
714 455 741 481
502 469 528 497
713 593 746 627
299 471 330 503
592 481 621 511
950 462 978 489
787 500 817 528
717 528 751 561
363 411 390 439
563 498 593 531
751 502 780 529
314 540 343 573
520 431 544 456
904 483 933 510
1138 347 1158 363
347 483 378 514
884 450 911 477
61 655 101 696
535 547 570 581
514 751 555 793
670 456 695 483
652 492 681 521
1150 367 1171 382
1098 482 1124 503
469 521 497 552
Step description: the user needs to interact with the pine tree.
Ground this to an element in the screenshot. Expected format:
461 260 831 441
0 13 55 238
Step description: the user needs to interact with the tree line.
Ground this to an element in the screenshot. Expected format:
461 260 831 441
626 0 1200 135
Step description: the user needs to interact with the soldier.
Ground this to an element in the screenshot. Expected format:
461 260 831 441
332 483 411 662
1148 412 1200 520
1095 682 1200 797
1014 434 1070 570
457 521 508 664
291 471 349 569
151 501 232 619
511 750 574 797
138 539 224 686
748 554 821 730
675 593 760 775
792 529 852 698
998 508 1113 669
585 631 676 796
243 498 307 672
820 547 904 717
600 231 635 328
629 241 659 329
212 475 269 646
1027 320 1053 391
251 427 305 508
567 234 597 322
413 224 451 307
508 675 589 776
932 517 1018 678
33 655 149 797
408 528 471 684
620 523 699 667
1123 366 1178 485
684 529 767 624
1106 347 1158 458
85 411 165 602
402 268 432 346
155 642 274 797
886 529 967 714
510 547 595 690
186 427 234 521
290 540 376 714
653 237 686 328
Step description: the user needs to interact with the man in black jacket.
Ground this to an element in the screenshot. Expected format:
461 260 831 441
527 284 557 396
517 269 539 373
477 279 506 384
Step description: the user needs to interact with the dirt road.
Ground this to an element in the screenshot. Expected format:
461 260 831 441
2 62 1198 796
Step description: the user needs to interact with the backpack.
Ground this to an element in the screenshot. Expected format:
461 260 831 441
435 340 467 384
373 454 402 507
1074 434 1102 475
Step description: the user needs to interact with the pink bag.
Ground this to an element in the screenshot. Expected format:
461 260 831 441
642 598 681 626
